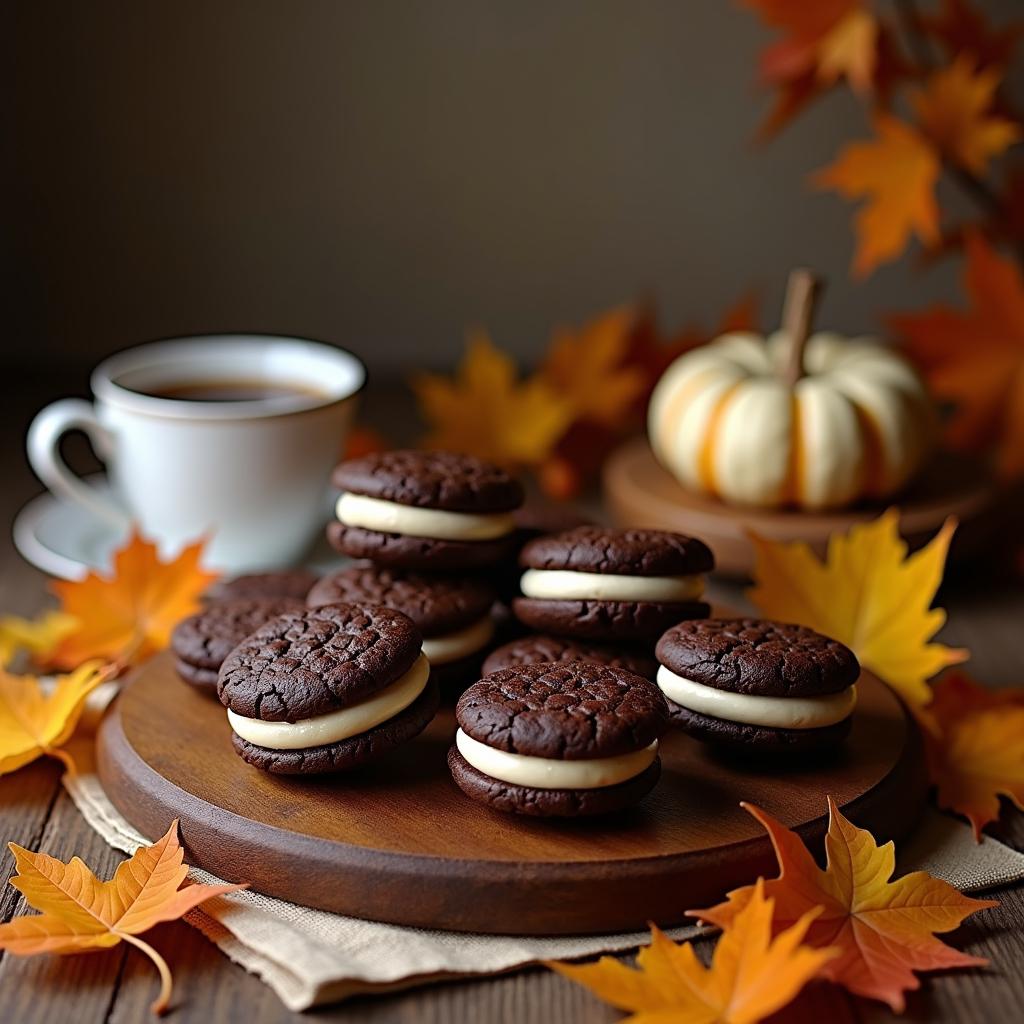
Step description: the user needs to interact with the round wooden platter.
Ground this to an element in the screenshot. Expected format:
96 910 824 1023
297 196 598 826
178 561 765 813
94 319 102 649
603 437 997 577
97 650 927 936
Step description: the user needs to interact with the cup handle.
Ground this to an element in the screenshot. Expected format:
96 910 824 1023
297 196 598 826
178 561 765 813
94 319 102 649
27 399 131 531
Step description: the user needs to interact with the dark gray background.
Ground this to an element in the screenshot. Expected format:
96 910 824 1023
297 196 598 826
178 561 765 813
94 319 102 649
5 0 1022 379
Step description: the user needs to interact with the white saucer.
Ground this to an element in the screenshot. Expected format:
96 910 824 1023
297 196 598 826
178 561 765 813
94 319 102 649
13 476 129 580
13 477 345 581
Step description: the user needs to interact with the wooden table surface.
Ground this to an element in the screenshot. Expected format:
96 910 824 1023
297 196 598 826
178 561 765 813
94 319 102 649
1 376 1023 1023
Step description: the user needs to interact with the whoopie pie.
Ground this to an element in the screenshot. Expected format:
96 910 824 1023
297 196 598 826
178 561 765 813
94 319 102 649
218 604 438 773
655 618 860 753
513 526 713 641
449 661 669 817
328 450 524 570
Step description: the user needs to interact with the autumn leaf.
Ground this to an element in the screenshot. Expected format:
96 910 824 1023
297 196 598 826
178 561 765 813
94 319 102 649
911 57 1020 175
925 671 1024 840
814 114 941 277
540 306 647 427
550 879 834 1024
745 0 879 137
923 0 1023 73
49 532 218 671
890 232 1024 478
0 820 245 1014
0 611 78 668
747 509 967 711
689 799 996 1011
412 330 574 467
0 662 109 776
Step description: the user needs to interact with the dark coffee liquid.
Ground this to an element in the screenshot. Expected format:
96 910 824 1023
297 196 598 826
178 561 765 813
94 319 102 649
145 380 327 403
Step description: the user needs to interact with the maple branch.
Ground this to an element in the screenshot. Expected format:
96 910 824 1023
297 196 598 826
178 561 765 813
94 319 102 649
781 269 821 387
119 932 173 1016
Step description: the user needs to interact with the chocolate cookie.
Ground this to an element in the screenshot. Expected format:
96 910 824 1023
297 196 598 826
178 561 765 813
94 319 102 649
328 450 524 570
481 634 657 679
449 661 669 817
171 598 305 693
307 563 496 689
204 569 319 603
655 618 860 753
218 603 437 773
513 526 713 641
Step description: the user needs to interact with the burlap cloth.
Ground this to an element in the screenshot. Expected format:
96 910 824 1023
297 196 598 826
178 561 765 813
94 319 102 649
61 693 1024 1012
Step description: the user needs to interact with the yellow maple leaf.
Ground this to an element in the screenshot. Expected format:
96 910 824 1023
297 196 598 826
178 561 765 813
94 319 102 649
813 114 941 277
0 662 109 775
550 878 834 1024
689 799 996 1011
412 331 575 466
747 509 967 710
816 8 878 94
540 306 648 426
0 611 78 668
912 57 1021 174
0 819 246 1014
49 531 218 671
925 671 1024 839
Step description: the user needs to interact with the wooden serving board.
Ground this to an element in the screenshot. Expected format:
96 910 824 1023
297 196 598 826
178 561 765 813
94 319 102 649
603 437 996 577
96 651 926 936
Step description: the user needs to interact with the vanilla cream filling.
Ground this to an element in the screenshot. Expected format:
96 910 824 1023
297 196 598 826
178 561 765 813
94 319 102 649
455 729 658 790
421 615 495 666
520 568 705 603
336 492 515 541
227 653 430 750
656 665 857 729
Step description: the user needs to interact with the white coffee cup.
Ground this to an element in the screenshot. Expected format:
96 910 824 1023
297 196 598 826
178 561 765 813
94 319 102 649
27 334 366 573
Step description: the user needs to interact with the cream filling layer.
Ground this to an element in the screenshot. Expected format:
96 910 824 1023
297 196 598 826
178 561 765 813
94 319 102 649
227 653 430 750
656 665 857 730
455 729 658 790
422 615 495 665
336 492 515 541
520 568 704 603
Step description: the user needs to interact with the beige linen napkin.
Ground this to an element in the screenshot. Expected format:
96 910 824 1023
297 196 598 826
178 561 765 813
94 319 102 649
60 708 1024 1012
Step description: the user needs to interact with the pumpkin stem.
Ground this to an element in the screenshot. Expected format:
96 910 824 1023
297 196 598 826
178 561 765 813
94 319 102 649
781 268 821 387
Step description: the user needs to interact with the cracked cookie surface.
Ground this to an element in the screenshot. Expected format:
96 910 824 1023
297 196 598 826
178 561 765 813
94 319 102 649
306 563 494 635
172 598 306 675
456 661 669 760
332 449 524 511
482 634 657 679
327 522 515 571
518 526 714 576
656 618 859 697
217 603 422 721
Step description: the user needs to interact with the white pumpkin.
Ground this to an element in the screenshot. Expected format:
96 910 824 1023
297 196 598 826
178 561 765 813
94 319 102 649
648 330 936 510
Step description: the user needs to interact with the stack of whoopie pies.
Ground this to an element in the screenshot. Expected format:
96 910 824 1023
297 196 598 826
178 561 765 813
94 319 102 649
169 446 862 808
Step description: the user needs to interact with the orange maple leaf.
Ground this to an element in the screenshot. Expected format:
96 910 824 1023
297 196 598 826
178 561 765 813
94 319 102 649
540 306 648 427
748 510 967 711
550 878 835 1024
412 331 574 467
912 57 1021 175
814 114 941 277
746 0 879 138
689 799 997 1012
925 671 1024 840
0 819 245 1014
0 662 109 776
890 232 1024 478
49 532 218 671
